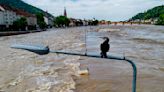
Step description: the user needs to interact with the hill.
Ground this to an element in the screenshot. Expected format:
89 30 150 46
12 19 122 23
131 5 164 20
0 0 53 17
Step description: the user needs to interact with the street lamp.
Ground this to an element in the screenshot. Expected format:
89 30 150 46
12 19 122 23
11 44 137 92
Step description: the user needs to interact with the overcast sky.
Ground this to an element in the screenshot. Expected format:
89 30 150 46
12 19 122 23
23 0 164 21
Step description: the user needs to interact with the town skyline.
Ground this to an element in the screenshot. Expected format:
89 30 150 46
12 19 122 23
23 0 164 21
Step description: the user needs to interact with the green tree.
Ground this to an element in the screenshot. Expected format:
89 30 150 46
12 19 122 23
54 16 70 27
156 14 164 25
0 0 54 18
92 20 99 25
13 17 27 31
36 13 46 29
131 5 164 20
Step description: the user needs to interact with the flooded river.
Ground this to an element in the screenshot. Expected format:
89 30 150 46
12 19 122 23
0 25 164 92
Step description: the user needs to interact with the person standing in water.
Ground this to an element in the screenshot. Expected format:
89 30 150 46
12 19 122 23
100 37 110 58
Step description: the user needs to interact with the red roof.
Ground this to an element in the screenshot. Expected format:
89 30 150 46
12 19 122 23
0 4 35 17
13 8 35 17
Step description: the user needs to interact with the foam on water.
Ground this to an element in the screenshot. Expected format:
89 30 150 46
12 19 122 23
22 56 81 92
0 53 81 92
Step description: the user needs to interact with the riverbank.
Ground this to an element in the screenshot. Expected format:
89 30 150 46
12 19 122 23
0 30 46 36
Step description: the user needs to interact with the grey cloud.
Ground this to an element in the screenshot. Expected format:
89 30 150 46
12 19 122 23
23 0 164 21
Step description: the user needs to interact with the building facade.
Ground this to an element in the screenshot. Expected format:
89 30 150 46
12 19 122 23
0 9 4 25
44 12 54 27
0 5 37 31
14 8 37 26
0 5 18 28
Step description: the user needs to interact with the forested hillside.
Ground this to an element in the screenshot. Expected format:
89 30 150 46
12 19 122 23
0 0 53 17
131 5 164 20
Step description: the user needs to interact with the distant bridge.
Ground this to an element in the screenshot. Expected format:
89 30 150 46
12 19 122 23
103 21 152 25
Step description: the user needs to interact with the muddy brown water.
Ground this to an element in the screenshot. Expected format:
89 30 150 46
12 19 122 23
0 25 163 92
74 25 164 92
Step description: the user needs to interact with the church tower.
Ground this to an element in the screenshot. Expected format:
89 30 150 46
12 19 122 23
64 7 67 17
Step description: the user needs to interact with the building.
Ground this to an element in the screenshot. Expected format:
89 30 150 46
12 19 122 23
0 6 5 29
44 16 54 27
14 9 37 30
18 10 37 30
14 8 37 26
44 12 54 28
44 16 48 25
0 5 37 30
0 5 18 29
69 18 76 26
82 20 89 26
64 7 67 17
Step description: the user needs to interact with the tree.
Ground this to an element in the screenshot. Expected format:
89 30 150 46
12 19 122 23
0 0 54 18
130 5 164 21
13 17 27 31
36 13 46 29
156 14 164 25
88 19 99 26
92 20 99 25
54 16 70 27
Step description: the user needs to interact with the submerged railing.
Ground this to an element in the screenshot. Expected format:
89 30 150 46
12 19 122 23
11 44 137 92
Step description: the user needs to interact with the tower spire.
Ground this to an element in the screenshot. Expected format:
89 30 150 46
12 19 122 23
64 7 67 17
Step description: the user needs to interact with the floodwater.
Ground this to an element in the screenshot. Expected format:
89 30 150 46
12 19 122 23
0 28 86 92
74 25 164 92
0 25 164 92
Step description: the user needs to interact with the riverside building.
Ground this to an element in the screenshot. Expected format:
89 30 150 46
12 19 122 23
0 5 37 31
